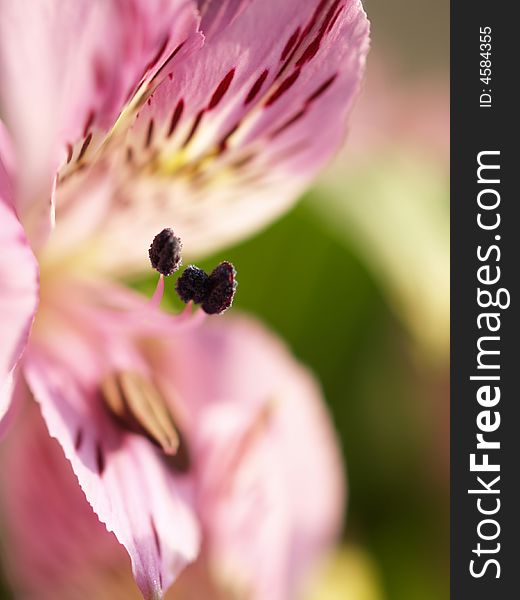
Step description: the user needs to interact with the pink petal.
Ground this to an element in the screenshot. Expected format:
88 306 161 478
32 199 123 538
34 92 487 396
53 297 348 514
197 0 254 40
0 369 17 438
124 0 369 260
0 0 200 246
0 402 143 600
45 0 369 274
0 157 38 428
23 281 200 599
3 287 343 599
0 403 225 600
159 315 345 599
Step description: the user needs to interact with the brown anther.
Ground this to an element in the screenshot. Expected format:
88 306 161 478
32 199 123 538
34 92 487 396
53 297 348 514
100 371 180 456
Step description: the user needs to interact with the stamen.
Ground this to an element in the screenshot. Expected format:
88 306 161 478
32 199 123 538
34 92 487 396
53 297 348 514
175 265 209 304
148 274 165 309
101 371 181 456
147 229 237 316
203 261 238 315
149 228 182 276
174 261 237 315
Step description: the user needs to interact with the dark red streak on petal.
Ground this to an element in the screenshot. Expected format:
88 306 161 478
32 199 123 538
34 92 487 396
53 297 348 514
296 1 341 67
144 35 170 75
270 108 307 138
269 74 337 139
77 133 93 162
124 38 177 105
295 36 321 68
265 69 301 107
74 428 84 451
305 73 338 105
302 0 330 39
327 5 344 33
208 68 236 110
217 122 241 153
277 0 334 78
145 119 155 148
245 69 269 105
321 1 343 34
95 441 106 475
182 109 205 147
150 41 186 85
280 27 301 61
167 99 184 137
66 143 73 164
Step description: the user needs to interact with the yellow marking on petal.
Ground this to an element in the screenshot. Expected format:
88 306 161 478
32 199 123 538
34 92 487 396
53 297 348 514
155 148 191 175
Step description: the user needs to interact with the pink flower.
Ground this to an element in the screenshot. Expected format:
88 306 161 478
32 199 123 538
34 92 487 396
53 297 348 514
0 1 368 597
1 315 344 600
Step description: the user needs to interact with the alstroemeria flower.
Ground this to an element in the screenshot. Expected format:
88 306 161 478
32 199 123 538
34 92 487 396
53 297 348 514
1 315 344 600
0 0 368 597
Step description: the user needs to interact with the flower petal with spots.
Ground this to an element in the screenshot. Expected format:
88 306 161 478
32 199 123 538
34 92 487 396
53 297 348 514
45 0 369 274
0 0 201 246
23 280 200 600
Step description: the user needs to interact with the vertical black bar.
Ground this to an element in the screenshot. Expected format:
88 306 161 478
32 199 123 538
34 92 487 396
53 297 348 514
452 1 518 598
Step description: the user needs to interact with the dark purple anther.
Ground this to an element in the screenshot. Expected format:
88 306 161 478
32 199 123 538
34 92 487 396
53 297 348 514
174 261 237 315
175 266 209 304
202 261 237 315
149 228 182 276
